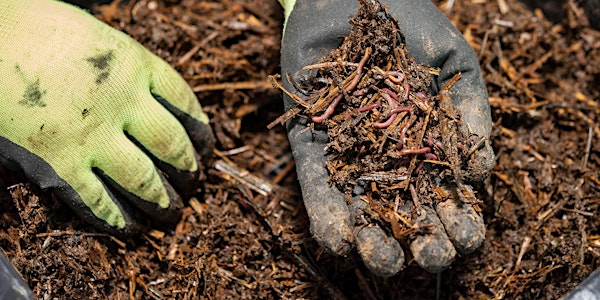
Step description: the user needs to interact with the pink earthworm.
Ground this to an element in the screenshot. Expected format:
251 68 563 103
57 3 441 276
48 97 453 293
312 94 343 123
373 106 410 129
415 160 425 173
427 131 444 150
373 89 406 129
346 48 371 93
402 83 410 100
427 131 435 147
312 49 371 123
386 71 405 84
398 147 431 156
353 88 369 96
416 91 429 106
424 152 438 160
358 101 381 112
373 112 399 129
380 88 399 107
390 106 411 114
397 114 417 150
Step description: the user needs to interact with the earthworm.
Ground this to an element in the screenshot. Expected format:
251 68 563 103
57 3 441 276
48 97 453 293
416 91 429 106
427 131 444 150
402 83 410 100
397 114 417 150
416 152 437 173
302 61 359 70
374 112 399 129
353 88 369 96
390 106 411 114
434 140 443 149
373 89 406 129
312 49 371 123
386 71 405 84
373 106 411 128
312 94 343 123
358 101 381 112
381 88 399 106
427 131 435 147
398 147 431 156
415 160 425 173
424 152 437 160
346 48 371 93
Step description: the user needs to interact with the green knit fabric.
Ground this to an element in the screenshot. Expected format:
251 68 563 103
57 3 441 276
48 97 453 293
0 0 209 228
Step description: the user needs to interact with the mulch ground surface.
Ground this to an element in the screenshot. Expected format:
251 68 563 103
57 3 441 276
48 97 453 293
1 0 599 299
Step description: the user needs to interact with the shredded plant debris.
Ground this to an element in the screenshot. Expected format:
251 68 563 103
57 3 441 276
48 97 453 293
271 0 483 243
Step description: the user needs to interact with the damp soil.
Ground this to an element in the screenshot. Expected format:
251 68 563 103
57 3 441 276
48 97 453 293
1 0 600 299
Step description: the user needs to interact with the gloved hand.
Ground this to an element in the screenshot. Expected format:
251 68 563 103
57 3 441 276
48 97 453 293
279 0 494 276
0 0 215 236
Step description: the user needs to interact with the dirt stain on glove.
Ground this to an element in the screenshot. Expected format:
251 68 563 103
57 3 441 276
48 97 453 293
85 50 114 84
15 64 47 107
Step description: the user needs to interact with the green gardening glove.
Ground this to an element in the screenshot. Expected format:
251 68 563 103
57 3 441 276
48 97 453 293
279 0 494 276
0 0 215 235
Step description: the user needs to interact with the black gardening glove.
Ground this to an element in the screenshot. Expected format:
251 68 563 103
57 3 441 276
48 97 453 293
280 0 494 276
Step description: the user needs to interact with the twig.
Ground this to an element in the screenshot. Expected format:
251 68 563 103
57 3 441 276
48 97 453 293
466 136 486 159
409 184 423 216
358 172 408 182
269 74 310 108
309 75 350 114
582 126 593 170
559 207 594 217
35 231 126 248
503 236 532 290
177 31 219 66
271 158 296 185
192 80 273 92
213 153 274 196
444 0 456 14
422 159 452 167
216 266 257 289
303 61 359 70
312 48 371 123
515 236 531 271
220 145 253 156
267 107 302 129
404 105 431 189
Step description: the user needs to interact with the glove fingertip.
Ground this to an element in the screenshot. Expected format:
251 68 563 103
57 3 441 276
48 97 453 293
466 141 495 183
53 183 145 237
356 225 405 277
97 168 183 226
409 208 457 273
307 198 354 255
149 56 209 124
153 94 216 167
436 199 485 255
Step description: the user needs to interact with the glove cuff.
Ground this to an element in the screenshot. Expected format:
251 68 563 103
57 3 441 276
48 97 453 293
0 0 31 42
277 0 296 27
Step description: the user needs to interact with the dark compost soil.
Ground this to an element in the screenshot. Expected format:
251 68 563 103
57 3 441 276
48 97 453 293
1 0 600 299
